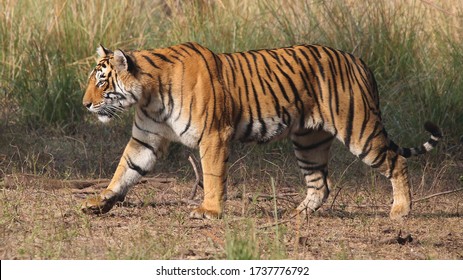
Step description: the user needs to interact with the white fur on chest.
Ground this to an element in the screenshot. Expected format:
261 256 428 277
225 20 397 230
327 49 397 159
134 109 201 148
168 118 201 148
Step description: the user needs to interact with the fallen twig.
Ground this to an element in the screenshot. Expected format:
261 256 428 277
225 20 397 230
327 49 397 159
249 193 299 204
68 176 176 189
1 173 175 190
413 187 463 203
258 208 304 229
329 159 359 210
188 155 203 200
120 198 199 208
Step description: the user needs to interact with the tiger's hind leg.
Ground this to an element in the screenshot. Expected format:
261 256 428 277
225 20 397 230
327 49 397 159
366 149 411 220
348 132 411 220
385 153 411 220
291 130 335 215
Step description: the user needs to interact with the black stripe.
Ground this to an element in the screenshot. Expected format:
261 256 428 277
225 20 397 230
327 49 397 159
178 45 192 56
256 52 272 77
263 79 281 117
166 81 174 120
332 49 346 92
282 107 291 126
244 53 267 138
134 118 160 136
222 54 237 86
298 163 327 172
184 43 218 132
370 150 387 169
322 48 341 116
358 121 383 160
293 135 334 151
358 92 372 140
232 87 244 134
275 64 305 128
168 46 186 58
295 157 319 166
280 53 295 74
196 110 209 145
132 137 158 158
180 98 194 136
267 50 281 63
241 106 254 141
343 89 355 149
151 52 174 64
140 71 154 78
387 154 399 179
248 52 267 96
250 81 267 138
308 63 324 103
299 70 325 125
174 63 185 121
240 53 253 77
126 90 138 102
124 156 148 176
273 72 290 102
140 107 161 123
401 148 412 158
142 55 160 69
306 176 323 183
307 47 325 80
157 76 166 114
428 139 438 146
327 77 338 136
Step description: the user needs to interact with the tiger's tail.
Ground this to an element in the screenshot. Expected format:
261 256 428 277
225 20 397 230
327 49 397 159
389 121 442 158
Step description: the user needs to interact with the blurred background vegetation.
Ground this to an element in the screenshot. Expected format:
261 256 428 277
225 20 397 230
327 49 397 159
0 0 461 181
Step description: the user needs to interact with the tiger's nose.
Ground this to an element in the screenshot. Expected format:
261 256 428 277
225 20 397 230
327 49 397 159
83 101 92 109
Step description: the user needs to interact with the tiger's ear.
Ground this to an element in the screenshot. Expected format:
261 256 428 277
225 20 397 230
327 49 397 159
96 44 112 57
112 49 134 73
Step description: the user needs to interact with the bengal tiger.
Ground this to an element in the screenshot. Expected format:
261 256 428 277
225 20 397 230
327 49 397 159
81 42 441 220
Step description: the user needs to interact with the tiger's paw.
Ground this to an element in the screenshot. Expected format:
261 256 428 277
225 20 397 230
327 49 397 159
81 189 122 215
389 203 410 221
189 206 222 220
291 203 318 220
295 186 329 217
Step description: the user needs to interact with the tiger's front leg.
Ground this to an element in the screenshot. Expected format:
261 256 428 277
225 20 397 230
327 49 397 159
82 135 168 214
189 134 230 219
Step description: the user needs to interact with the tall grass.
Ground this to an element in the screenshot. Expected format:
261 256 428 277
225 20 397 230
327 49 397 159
1 0 462 142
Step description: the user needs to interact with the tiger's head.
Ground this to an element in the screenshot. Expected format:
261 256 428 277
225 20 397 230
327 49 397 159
83 45 142 123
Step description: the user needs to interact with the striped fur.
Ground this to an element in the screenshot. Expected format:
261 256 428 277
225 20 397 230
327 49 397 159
81 42 442 220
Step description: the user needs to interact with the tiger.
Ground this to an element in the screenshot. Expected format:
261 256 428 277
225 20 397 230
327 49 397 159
81 42 442 220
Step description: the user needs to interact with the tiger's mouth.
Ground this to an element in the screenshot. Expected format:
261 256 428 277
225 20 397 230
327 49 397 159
93 109 111 123
94 104 124 123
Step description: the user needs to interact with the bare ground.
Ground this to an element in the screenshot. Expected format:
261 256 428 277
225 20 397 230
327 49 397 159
1 172 462 260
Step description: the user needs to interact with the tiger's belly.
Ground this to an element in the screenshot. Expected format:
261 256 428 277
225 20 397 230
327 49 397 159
168 115 294 147
234 116 291 144
171 122 202 148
